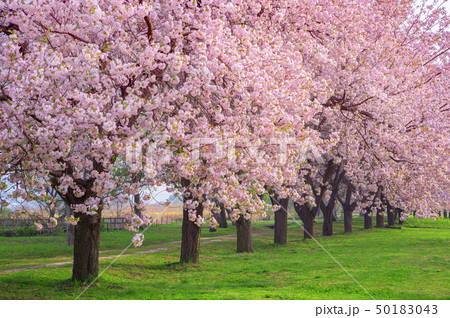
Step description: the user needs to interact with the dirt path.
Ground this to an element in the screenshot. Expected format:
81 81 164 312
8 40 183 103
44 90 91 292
0 234 268 274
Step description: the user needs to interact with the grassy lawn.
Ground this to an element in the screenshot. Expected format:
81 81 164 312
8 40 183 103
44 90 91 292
0 217 449 300
0 221 240 271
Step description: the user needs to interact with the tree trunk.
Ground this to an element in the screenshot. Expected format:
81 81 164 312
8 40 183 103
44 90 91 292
375 208 384 228
320 167 345 237
293 202 314 239
344 209 352 233
317 209 322 218
180 205 203 263
322 206 333 236
133 192 143 218
444 210 448 218
72 209 102 281
225 208 236 225
131 173 143 218
364 209 373 229
273 198 289 244
236 215 253 253
332 212 338 222
302 211 314 239
387 204 395 226
218 204 228 228
180 178 203 264
49 206 56 218
66 203 74 246
342 183 355 233
321 201 338 237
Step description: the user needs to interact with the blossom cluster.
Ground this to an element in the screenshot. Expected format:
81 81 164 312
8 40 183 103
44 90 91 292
47 217 58 228
64 216 80 226
132 233 145 247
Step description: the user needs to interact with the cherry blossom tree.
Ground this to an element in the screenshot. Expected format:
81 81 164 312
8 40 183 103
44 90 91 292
268 0 450 241
0 0 320 279
293 0 449 236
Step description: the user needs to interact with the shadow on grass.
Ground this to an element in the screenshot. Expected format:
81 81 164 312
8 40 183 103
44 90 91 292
0 273 80 299
106 260 197 273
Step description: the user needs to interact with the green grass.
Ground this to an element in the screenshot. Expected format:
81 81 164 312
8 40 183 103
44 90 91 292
0 221 239 271
402 216 450 229
0 218 448 300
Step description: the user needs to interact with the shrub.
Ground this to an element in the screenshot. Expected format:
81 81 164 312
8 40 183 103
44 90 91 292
16 227 26 236
403 217 450 229
27 227 36 236
0 226 8 236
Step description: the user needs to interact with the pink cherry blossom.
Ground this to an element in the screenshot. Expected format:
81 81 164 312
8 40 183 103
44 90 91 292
47 217 58 228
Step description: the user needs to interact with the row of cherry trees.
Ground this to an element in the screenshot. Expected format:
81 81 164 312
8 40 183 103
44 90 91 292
1 0 449 281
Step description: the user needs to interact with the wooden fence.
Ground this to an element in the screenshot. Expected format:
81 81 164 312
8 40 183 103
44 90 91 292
101 217 127 231
0 217 66 236
0 215 185 235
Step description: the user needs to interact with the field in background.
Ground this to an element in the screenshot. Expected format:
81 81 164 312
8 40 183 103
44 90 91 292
103 203 184 221
1 203 273 235
104 203 269 223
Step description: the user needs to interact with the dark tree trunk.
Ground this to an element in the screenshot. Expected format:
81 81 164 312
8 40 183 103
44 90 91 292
210 211 220 231
293 202 314 239
52 180 103 282
322 207 334 236
332 212 338 222
132 173 143 218
225 208 236 225
210 199 228 228
320 166 345 237
344 211 352 233
180 179 203 264
218 204 228 228
444 210 448 218
273 197 289 244
364 209 373 229
180 205 203 263
321 202 334 236
236 215 253 253
375 208 384 228
302 211 314 239
295 161 339 240
133 192 143 218
387 203 395 226
342 183 356 233
210 203 227 230
65 203 74 246
316 209 322 218
364 187 382 230
49 207 56 218
72 209 102 281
